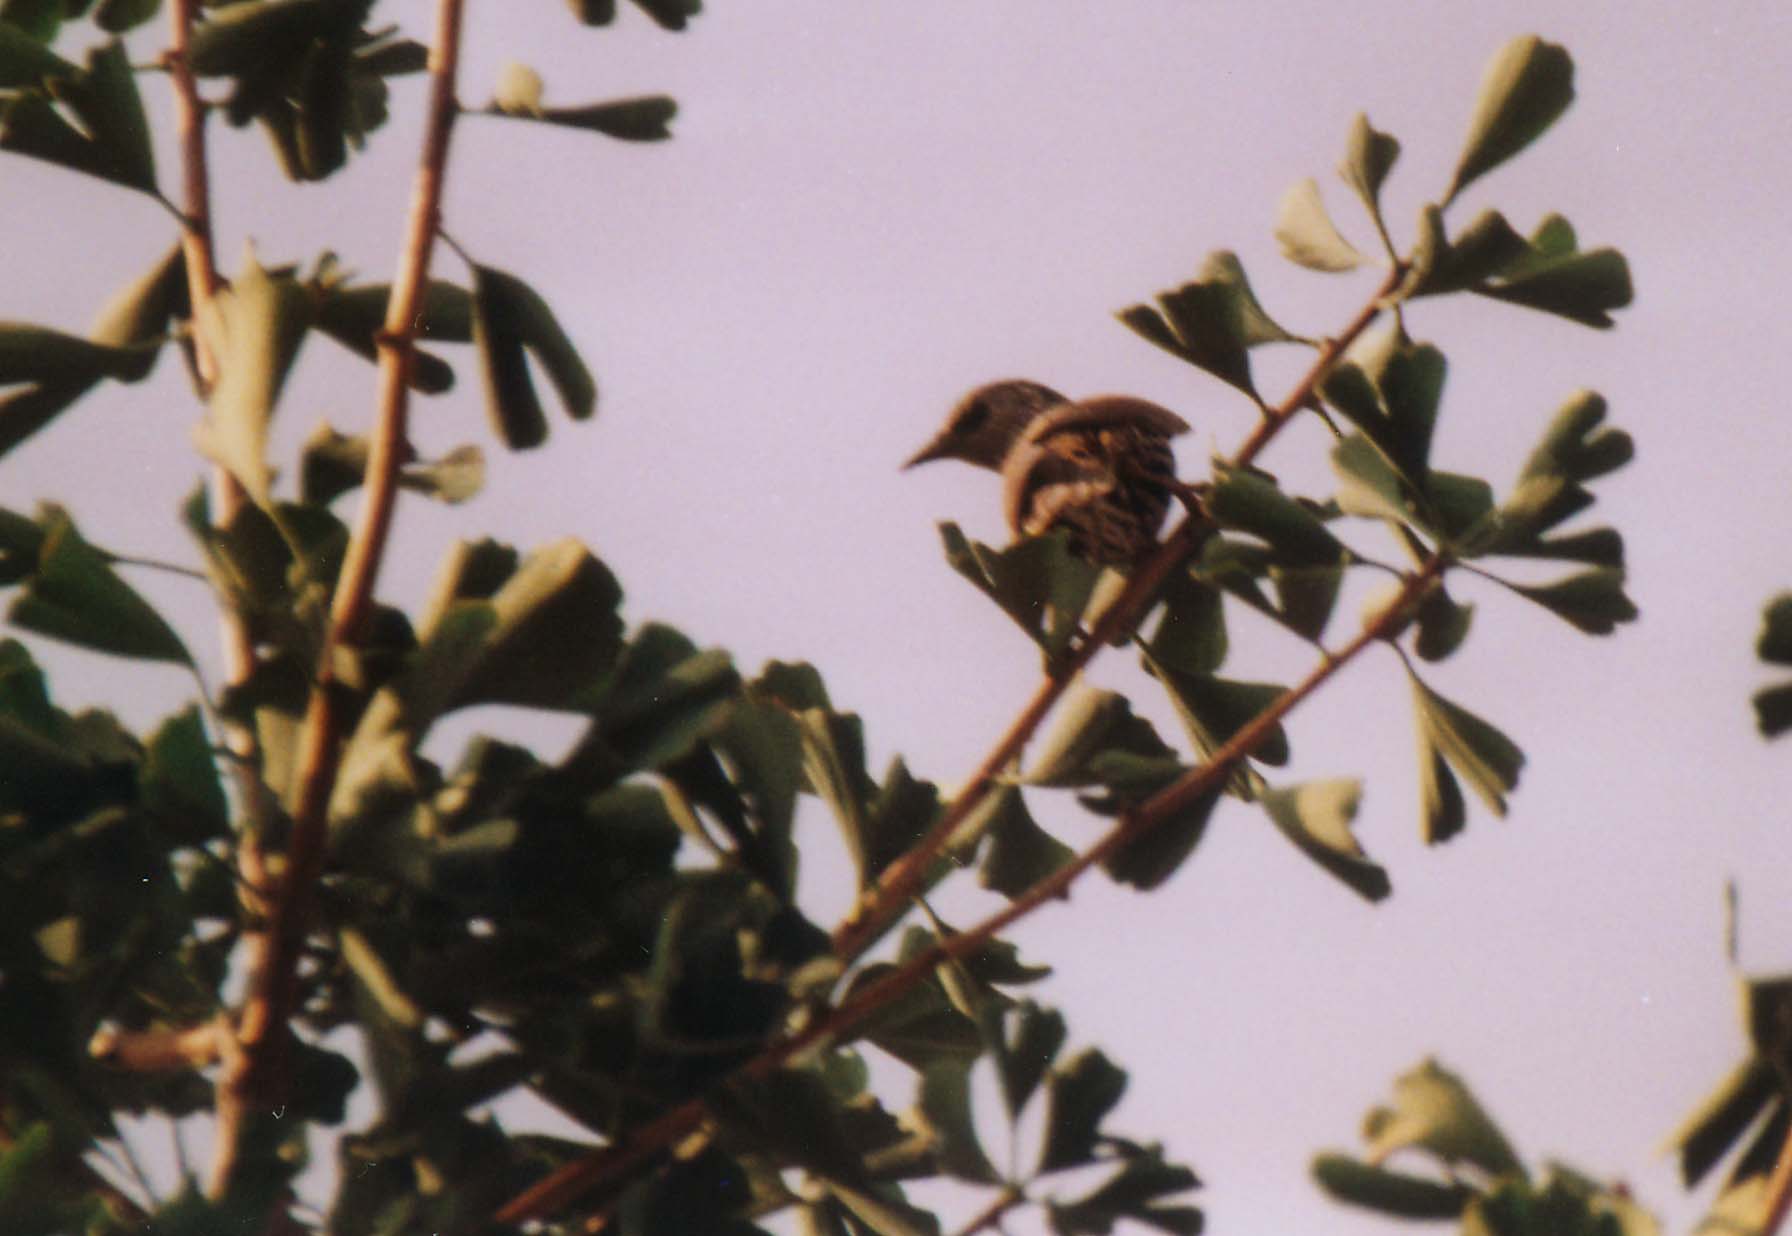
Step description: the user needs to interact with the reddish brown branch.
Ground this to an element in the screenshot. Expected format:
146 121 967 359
831 263 1404 961
211 0 467 1197
1761 1120 1792 1236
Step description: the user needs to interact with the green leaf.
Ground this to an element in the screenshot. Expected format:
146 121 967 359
1207 465 1346 565
1100 782 1219 891
189 0 336 76
1048 1143 1203 1236
485 93 678 140
1270 565 1342 643
0 40 156 194
938 523 1099 658
0 379 109 461
0 321 156 385
1757 596 1792 665
88 244 186 382
140 705 227 844
313 279 469 394
993 1001 1066 1121
1332 434 1418 527
972 786 1075 900
1400 207 1531 298
7 507 189 663
1338 113 1400 230
193 251 314 504
1508 568 1637 635
1023 685 1177 787
1275 178 1362 272
94 0 163 33
1311 1153 1475 1219
568 0 702 30
917 1061 999 1183
471 264 596 449
1446 36 1575 204
1361 1058 1523 1177
861 758 940 885
1411 677 1523 819
1144 571 1226 676
0 22 75 87
1667 1058 1777 1189
1259 780 1389 902
1116 251 1303 401
300 423 485 507
847 964 982 1073
1412 584 1474 662
1475 245 1632 329
1148 658 1290 768
1753 684 1792 740
1040 1049 1128 1173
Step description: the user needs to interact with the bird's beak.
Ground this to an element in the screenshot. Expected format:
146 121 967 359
901 435 952 470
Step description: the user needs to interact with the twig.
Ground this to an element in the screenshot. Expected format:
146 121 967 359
949 1185 1025 1236
213 0 467 1194
1760 1123 1792 1236
831 262 1404 961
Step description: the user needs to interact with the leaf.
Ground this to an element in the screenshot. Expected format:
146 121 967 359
1475 244 1632 328
1332 434 1417 527
568 0 703 31
471 264 596 449
1667 1058 1777 1189
1148 658 1290 768
1338 113 1400 228
1116 251 1303 401
484 93 678 141
0 321 156 385
94 0 164 33
0 23 75 87
1400 207 1531 299
994 1001 1066 1121
1412 584 1473 662
1207 465 1346 566
1508 568 1637 635
1757 596 1792 665
313 279 469 394
1311 1153 1475 1219
88 244 186 382
1039 1049 1128 1173
1259 780 1390 902
938 522 1099 658
193 251 314 504
1144 571 1226 676
1446 36 1575 204
1275 178 1362 271
973 786 1075 900
7 507 189 663
1100 781 1219 891
1411 677 1523 819
0 40 156 194
1361 1058 1523 1177
1048 1143 1203 1236
140 705 227 844
1023 685 1176 787
916 1062 999 1182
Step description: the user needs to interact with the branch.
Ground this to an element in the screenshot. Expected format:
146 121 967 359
210 0 467 1195
1761 1123 1792 1236
831 262 1404 961
496 544 1446 1226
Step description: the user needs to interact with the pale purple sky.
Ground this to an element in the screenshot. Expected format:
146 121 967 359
3 3 1790 1232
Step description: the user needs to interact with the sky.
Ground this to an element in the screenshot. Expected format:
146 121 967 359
3 2 1792 1232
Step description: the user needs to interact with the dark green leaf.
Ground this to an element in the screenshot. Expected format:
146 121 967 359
94 0 162 32
313 280 468 394
1401 208 1530 298
972 786 1075 900
917 1062 998 1182
1311 1153 1475 1219
1275 178 1362 272
862 758 939 885
0 321 156 385
1753 684 1792 739
1100 782 1219 891
0 40 156 194
1147 660 1290 768
1412 584 1474 661
1040 1049 1127 1172
88 244 186 382
8 507 189 663
1048 1143 1203 1236
0 21 74 87
1332 435 1417 527
1475 245 1632 328
485 94 677 141
0 378 99 461
140 705 226 844
1508 568 1637 635
994 1001 1066 1120
1446 36 1575 203
1259 780 1389 902
1756 596 1792 665
1144 571 1226 675
472 264 596 449
1270 565 1342 642
1023 685 1177 787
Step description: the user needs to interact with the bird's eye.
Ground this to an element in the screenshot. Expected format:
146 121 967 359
953 402 990 436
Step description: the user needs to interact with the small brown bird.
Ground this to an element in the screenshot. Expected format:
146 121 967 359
904 380 1191 566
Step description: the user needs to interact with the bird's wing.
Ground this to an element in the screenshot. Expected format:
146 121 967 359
1000 433 1113 538
1020 395 1191 445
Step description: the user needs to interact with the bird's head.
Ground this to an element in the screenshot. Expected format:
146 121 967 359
903 380 1068 472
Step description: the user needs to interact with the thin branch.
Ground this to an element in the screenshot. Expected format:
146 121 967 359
213 0 467 1195
950 1185 1026 1236
831 262 1406 962
1760 1125 1792 1236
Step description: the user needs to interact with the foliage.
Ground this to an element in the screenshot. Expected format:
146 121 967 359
0 10 1679 1236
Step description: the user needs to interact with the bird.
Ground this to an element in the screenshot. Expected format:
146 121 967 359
903 380 1192 566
